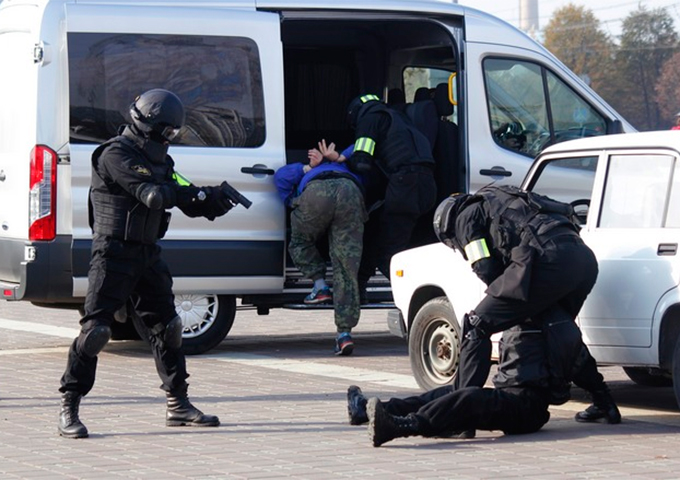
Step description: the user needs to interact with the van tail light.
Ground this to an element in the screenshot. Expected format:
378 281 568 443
29 145 57 241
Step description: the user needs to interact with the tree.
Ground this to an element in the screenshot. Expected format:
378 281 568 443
616 6 678 130
543 5 618 104
656 51 680 126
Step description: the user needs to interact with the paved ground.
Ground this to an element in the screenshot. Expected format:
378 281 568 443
2 300 680 479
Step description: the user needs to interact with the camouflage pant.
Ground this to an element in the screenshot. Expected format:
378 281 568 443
289 178 367 332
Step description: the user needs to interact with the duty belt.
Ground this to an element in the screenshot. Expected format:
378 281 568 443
396 163 434 174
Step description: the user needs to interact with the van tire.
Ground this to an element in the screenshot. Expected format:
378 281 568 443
623 366 672 387
132 294 236 355
408 296 460 391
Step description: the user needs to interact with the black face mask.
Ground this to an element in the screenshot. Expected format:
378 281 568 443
123 125 169 164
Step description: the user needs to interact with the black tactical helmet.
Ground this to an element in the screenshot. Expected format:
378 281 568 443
129 89 185 141
347 94 380 128
432 193 471 250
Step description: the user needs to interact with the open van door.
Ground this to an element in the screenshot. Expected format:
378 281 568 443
64 3 286 352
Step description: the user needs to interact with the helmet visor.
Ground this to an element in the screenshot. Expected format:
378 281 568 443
159 125 182 141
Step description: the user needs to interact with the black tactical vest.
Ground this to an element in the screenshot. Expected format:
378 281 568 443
370 104 434 174
89 135 172 244
474 185 579 261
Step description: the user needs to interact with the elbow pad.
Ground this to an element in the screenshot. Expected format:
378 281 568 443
137 183 176 210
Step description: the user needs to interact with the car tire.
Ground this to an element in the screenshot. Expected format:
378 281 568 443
408 296 461 391
623 366 672 387
132 294 236 355
672 336 680 409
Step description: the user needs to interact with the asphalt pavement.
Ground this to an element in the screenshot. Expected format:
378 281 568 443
1 300 680 479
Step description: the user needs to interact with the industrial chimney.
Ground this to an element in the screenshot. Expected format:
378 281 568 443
519 0 539 35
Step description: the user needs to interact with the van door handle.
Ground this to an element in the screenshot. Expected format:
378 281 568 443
241 166 275 175
657 243 677 256
0 170 5 181
480 166 512 177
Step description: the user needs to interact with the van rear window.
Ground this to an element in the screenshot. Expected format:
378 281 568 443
68 33 265 148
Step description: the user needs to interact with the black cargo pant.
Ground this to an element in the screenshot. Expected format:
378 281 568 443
383 385 550 436
358 166 436 285
455 236 600 391
60 234 188 396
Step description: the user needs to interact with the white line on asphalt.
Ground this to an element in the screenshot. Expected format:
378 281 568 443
0 317 419 389
0 318 79 338
0 346 70 356
206 351 420 390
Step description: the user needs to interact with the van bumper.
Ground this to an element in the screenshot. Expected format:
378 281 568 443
0 236 74 302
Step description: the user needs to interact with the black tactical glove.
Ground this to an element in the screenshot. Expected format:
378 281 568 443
174 185 206 208
201 185 234 220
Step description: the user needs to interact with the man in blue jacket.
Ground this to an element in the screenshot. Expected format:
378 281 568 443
274 143 367 355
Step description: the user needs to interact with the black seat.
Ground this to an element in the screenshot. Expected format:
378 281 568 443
433 83 462 200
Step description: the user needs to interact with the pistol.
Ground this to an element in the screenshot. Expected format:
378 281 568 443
220 181 252 209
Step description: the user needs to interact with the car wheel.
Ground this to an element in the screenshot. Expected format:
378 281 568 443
623 366 672 387
132 294 236 355
672 336 680 408
408 296 460 391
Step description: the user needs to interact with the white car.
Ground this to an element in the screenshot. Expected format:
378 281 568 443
390 130 680 407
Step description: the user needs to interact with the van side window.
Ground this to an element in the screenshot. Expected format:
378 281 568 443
68 33 265 148
483 58 606 158
600 154 675 228
403 67 457 120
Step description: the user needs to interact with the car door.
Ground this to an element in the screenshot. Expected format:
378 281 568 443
65 3 286 296
579 150 680 349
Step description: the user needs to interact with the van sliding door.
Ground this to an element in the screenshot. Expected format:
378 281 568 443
65 4 286 295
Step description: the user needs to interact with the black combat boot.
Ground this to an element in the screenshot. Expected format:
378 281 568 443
367 397 421 447
58 391 89 439
575 388 621 424
347 385 369 425
166 389 220 427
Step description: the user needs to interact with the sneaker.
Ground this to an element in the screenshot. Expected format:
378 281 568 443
334 332 354 356
304 286 332 304
347 385 369 425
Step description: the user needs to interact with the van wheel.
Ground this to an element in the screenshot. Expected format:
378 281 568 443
623 367 672 387
176 294 236 355
132 294 236 355
408 296 460 391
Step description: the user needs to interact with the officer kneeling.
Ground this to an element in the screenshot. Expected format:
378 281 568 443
58 89 237 438
433 186 620 424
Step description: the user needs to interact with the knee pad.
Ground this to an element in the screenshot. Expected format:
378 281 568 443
164 316 184 350
463 312 490 341
77 325 112 357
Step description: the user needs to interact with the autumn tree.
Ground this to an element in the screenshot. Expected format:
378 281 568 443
543 4 618 103
656 51 680 126
616 6 677 130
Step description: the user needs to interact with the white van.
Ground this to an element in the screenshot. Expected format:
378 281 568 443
0 0 634 354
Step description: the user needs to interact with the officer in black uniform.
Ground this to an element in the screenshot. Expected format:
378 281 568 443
58 89 234 438
361 321 557 447
345 94 437 292
432 185 620 423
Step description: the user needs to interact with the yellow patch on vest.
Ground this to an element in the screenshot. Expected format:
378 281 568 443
132 165 151 176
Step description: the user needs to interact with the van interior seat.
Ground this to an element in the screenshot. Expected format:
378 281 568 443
433 83 460 200
403 99 438 153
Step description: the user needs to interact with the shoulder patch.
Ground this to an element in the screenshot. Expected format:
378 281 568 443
131 165 151 176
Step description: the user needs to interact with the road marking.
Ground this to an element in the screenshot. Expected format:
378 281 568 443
0 346 71 356
0 317 79 338
208 351 421 389
0 317 419 389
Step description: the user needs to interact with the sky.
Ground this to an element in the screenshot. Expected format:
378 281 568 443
457 0 680 39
